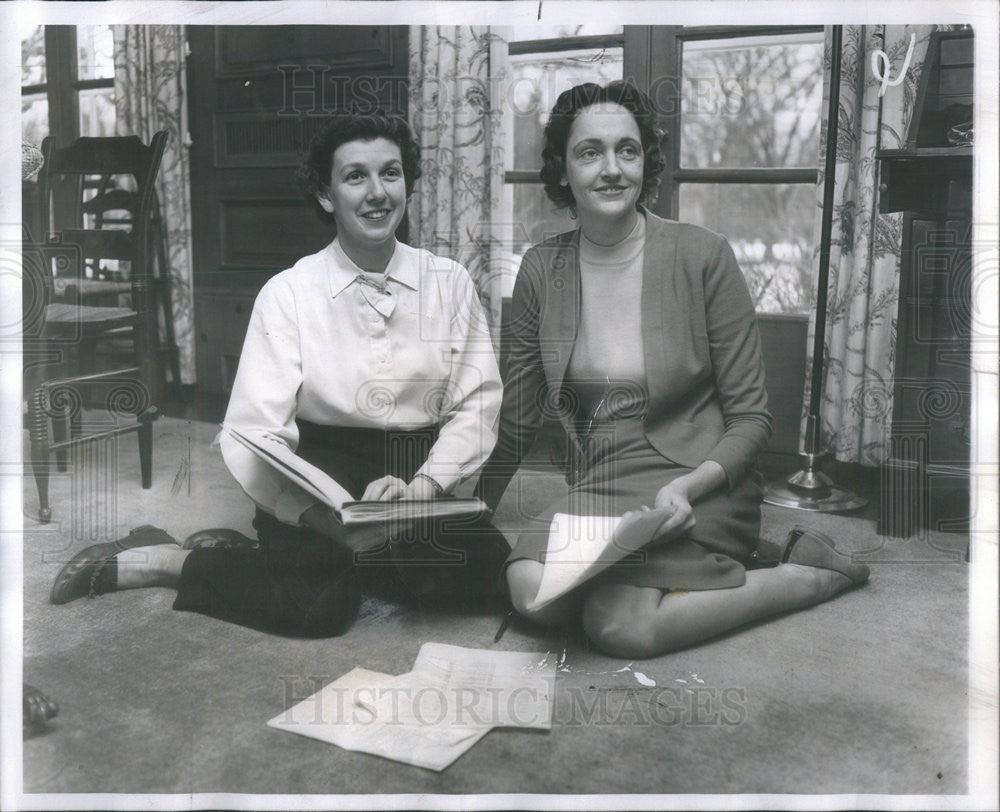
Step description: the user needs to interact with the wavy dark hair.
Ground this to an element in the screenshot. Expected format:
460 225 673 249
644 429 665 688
540 80 666 214
296 111 422 225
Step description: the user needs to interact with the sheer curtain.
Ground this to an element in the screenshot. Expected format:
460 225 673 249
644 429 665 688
112 25 196 384
407 27 509 334
801 25 938 466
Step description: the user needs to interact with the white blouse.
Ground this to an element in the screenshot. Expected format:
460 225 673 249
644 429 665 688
219 238 502 523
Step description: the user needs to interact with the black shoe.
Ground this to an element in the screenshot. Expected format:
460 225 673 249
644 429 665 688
50 525 177 604
23 684 58 737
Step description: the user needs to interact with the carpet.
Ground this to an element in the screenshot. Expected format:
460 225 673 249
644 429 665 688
20 416 971 799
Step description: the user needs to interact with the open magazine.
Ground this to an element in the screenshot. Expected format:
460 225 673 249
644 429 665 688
223 425 486 526
527 507 675 610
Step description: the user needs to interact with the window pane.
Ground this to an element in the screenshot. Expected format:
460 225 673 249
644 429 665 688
680 33 823 169
22 95 49 146
511 184 578 256
79 87 116 137
510 25 623 42
21 25 46 86
510 47 623 171
679 183 816 314
78 25 115 81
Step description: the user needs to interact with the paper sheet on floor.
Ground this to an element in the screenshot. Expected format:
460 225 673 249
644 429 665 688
266 667 489 772
267 644 556 771
527 508 675 610
359 642 557 730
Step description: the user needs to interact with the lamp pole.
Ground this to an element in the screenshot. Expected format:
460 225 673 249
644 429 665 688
764 25 867 513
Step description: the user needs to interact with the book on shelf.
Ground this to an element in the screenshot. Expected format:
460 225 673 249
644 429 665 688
223 425 485 526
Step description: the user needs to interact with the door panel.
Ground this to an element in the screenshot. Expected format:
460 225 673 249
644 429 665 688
187 25 409 290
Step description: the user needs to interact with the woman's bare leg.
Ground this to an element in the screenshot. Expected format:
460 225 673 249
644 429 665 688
581 563 857 658
506 559 581 627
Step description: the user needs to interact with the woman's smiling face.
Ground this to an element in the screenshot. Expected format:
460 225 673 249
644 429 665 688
562 102 644 225
318 137 406 258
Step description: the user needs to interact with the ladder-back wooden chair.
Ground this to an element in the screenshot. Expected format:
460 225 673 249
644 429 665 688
80 174 181 386
28 132 168 523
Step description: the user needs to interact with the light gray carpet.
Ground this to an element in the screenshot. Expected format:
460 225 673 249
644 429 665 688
21 416 970 797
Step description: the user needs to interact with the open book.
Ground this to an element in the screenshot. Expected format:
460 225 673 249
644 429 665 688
338 499 486 526
223 425 486 526
527 507 675 610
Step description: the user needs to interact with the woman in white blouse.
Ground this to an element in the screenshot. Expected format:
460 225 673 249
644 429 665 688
50 112 509 637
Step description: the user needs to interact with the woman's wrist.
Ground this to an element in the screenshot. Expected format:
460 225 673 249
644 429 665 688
665 476 693 501
667 461 726 503
411 472 445 497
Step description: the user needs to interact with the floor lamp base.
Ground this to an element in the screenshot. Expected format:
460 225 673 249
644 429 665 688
763 454 868 513
763 482 868 512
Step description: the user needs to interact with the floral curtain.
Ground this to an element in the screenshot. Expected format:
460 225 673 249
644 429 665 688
408 27 508 333
801 25 938 466
112 25 196 384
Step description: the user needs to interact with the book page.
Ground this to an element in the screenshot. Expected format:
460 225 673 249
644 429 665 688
526 508 674 610
223 425 352 510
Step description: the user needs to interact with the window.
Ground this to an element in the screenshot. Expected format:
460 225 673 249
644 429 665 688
498 25 824 314
674 28 824 313
21 26 48 147
501 26 625 281
21 25 116 147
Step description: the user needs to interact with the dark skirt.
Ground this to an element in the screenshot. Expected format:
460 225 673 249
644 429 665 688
506 417 762 592
174 420 510 636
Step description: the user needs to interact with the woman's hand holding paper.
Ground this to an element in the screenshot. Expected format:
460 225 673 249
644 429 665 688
652 483 697 542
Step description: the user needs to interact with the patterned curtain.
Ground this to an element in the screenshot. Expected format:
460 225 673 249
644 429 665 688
801 25 937 466
112 25 196 384
408 27 508 333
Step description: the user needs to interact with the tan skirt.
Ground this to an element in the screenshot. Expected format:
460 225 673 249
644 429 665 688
505 418 763 592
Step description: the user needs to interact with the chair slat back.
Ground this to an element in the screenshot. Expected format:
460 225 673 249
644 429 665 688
42 135 164 182
37 132 168 307
56 228 135 262
81 187 140 219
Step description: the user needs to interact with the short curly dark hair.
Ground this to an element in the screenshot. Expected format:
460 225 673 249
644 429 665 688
540 80 666 214
296 111 422 225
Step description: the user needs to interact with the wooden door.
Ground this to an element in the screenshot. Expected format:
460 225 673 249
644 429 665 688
186 26 409 393
186 25 410 291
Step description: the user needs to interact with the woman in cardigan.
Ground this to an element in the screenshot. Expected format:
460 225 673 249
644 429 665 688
478 81 869 658
50 112 509 636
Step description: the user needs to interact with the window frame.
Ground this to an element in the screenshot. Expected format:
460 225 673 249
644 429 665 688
502 25 823 224
21 25 116 146
499 25 825 315
503 29 626 189
658 25 825 220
